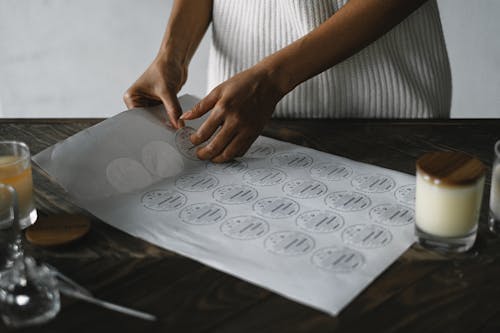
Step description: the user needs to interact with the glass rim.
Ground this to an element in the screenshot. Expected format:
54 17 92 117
0 141 31 167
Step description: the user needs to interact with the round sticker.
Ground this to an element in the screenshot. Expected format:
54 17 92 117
179 203 226 225
296 210 344 233
243 168 287 186
106 158 152 193
395 184 416 206
264 231 315 256
175 173 219 192
212 184 258 204
206 160 248 175
220 216 269 240
342 224 392 248
351 174 396 193
369 204 415 226
141 190 187 211
310 162 353 181
244 143 275 158
253 197 300 219
141 141 184 178
175 126 199 160
324 191 371 212
311 247 365 273
271 152 313 168
282 179 328 199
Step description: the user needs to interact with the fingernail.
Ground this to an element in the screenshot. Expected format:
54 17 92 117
179 111 191 120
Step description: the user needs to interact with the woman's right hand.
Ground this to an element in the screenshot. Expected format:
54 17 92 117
123 55 187 129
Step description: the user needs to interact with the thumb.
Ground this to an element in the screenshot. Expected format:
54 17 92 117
180 90 219 120
159 90 183 129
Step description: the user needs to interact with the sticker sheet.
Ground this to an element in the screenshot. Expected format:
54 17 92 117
34 95 416 315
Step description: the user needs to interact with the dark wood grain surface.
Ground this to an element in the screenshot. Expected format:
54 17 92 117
1 118 500 333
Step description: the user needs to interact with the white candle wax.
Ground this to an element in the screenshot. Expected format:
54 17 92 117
416 172 484 238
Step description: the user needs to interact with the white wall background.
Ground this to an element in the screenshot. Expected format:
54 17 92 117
0 0 499 118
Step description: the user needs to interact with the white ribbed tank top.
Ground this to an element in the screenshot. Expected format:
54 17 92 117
207 0 452 118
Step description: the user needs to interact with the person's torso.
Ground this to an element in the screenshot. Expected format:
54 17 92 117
208 0 452 118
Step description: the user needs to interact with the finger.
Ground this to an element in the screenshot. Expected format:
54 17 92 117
180 89 219 120
123 89 136 109
234 137 257 158
212 132 257 163
196 123 237 161
123 90 161 109
158 90 183 129
190 110 223 146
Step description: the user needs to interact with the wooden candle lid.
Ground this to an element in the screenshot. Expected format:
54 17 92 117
25 214 91 247
416 151 485 186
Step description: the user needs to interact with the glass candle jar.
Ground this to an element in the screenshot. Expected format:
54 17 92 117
489 141 500 233
415 151 485 253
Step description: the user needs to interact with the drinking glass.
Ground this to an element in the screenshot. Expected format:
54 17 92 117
0 184 60 328
0 141 37 228
489 140 500 233
0 184 18 270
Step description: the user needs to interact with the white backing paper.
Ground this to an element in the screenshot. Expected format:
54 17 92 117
34 95 416 315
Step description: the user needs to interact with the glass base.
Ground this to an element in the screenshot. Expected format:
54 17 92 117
1 301 60 328
489 211 500 234
19 208 37 229
0 257 60 328
415 225 477 253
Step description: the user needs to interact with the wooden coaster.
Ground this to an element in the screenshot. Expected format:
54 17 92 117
25 214 91 247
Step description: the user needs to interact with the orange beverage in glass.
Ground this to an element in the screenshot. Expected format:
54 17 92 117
0 142 37 228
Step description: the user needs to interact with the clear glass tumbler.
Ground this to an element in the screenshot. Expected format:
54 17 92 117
0 183 17 270
0 141 37 228
0 184 60 328
489 141 500 233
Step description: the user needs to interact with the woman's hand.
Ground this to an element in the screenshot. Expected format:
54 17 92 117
123 55 187 129
180 66 285 163
123 0 213 129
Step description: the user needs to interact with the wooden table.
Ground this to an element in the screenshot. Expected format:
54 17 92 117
1 118 500 333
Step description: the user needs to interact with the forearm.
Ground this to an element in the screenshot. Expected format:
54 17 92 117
159 0 213 66
259 0 428 95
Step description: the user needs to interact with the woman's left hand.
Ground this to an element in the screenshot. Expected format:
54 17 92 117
180 65 285 163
